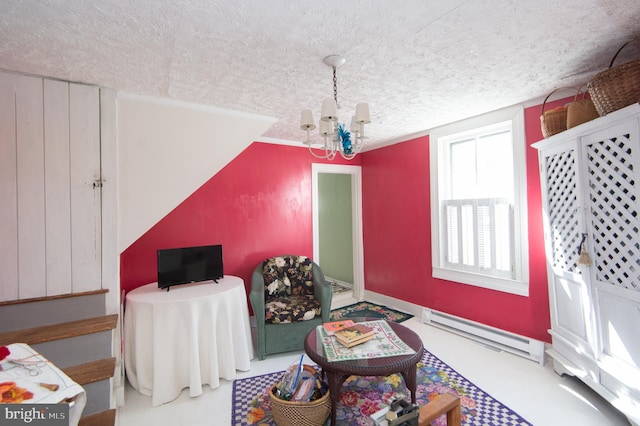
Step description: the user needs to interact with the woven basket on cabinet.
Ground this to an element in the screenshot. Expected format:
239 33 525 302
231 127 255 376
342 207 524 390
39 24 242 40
567 86 599 129
587 39 640 116
540 88 572 138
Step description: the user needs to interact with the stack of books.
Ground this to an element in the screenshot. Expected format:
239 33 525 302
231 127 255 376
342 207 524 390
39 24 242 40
333 323 376 348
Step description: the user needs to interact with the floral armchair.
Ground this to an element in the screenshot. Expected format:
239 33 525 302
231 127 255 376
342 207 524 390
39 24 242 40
250 255 332 360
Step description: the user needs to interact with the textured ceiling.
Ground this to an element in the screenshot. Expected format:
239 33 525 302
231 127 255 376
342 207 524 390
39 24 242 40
1 0 639 149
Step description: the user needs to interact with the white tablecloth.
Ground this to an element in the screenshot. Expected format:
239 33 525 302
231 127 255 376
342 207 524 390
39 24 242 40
124 276 254 406
0 343 86 426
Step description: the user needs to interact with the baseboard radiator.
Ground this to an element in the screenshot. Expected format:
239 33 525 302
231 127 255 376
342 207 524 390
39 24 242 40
422 308 545 365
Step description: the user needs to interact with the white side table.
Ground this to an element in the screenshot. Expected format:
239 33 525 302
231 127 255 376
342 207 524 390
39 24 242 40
124 276 253 406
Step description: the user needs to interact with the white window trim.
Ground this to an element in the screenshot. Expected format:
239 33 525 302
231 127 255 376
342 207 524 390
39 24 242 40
429 105 529 296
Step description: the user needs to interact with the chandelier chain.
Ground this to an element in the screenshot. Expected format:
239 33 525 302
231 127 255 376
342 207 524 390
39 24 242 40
332 66 338 104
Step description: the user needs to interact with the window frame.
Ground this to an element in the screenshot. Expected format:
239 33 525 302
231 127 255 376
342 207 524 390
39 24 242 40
429 105 529 296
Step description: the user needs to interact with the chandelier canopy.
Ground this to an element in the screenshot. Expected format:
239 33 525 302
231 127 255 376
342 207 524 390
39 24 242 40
300 55 371 160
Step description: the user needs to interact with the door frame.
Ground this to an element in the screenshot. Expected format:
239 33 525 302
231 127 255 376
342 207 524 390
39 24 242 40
312 163 364 300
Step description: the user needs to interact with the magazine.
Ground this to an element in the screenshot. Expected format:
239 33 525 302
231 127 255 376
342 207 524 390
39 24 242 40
322 320 356 336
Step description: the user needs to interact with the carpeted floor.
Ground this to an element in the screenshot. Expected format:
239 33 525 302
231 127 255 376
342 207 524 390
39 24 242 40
231 349 531 425
330 301 414 323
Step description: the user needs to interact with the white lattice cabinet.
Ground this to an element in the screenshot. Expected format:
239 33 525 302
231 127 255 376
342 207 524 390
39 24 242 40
534 103 640 425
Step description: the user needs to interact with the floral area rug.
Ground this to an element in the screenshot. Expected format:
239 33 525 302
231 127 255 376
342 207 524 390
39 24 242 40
231 349 532 425
330 301 414 323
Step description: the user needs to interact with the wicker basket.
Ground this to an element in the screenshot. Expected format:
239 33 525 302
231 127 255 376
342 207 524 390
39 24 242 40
566 86 599 129
270 365 331 426
587 39 640 116
540 88 573 138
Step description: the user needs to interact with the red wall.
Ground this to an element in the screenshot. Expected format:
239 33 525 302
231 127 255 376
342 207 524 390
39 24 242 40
120 97 572 342
119 142 357 297
360 99 572 343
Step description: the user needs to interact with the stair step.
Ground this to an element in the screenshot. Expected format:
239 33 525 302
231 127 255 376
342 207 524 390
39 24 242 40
78 408 116 426
62 358 116 386
0 290 108 332
0 293 117 426
0 314 117 346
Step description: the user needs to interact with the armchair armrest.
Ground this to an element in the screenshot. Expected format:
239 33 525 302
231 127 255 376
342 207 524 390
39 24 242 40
250 263 266 328
311 262 333 323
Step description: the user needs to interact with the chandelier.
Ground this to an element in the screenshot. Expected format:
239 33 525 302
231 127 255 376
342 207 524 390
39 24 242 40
300 55 371 160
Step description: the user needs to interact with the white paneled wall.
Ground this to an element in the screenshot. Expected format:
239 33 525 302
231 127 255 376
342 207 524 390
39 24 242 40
15 75 46 299
44 79 72 297
0 73 18 301
0 71 101 301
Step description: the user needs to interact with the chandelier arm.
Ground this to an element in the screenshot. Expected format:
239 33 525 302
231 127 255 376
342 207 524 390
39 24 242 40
352 134 364 150
326 149 337 161
306 143 330 159
339 151 357 160
351 142 362 154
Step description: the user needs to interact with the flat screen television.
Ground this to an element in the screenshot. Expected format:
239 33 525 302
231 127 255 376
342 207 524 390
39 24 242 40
157 244 223 290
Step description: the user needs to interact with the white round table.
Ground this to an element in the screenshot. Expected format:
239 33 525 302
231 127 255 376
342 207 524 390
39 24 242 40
124 276 253 406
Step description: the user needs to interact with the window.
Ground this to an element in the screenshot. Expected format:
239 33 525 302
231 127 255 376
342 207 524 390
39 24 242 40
430 106 529 295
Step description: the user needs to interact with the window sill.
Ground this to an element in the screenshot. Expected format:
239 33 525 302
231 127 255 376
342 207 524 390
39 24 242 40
432 267 529 296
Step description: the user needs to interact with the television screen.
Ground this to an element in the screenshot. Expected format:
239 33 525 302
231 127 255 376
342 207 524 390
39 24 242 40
157 244 223 289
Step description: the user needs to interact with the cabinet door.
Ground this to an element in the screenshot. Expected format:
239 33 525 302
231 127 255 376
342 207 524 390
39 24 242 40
538 141 597 355
69 83 102 293
597 289 640 368
581 115 640 367
581 118 640 292
0 71 101 301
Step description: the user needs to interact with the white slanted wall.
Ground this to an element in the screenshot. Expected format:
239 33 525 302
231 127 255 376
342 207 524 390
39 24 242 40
117 93 276 252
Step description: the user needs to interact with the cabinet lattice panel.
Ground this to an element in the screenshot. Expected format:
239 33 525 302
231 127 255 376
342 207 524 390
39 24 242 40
586 133 640 291
545 149 581 273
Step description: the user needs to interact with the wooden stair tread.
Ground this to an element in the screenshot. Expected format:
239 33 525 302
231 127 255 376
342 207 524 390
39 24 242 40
0 289 108 307
0 314 117 346
62 358 116 385
79 408 116 426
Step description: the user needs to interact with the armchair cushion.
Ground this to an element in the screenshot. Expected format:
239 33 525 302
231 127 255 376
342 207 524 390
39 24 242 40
262 256 321 324
263 255 315 299
265 295 322 324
